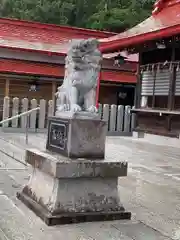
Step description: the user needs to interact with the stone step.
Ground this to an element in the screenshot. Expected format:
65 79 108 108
0 137 26 165
0 132 46 165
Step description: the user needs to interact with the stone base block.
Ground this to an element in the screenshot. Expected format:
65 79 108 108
25 149 128 178
46 114 107 159
17 192 131 226
132 130 145 138
17 149 131 225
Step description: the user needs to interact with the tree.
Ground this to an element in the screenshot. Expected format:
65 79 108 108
86 0 155 32
0 0 156 32
0 0 74 24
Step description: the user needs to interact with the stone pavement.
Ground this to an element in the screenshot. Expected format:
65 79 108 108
0 131 180 239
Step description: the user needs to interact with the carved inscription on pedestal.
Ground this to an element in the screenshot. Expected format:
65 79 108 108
46 119 69 154
50 123 66 150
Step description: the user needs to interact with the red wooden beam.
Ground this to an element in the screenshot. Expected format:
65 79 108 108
0 59 136 83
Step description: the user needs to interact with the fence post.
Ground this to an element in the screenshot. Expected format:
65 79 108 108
102 104 110 130
30 99 38 131
116 105 124 132
2 96 10 128
38 99 46 129
11 97 19 128
46 100 54 128
21 98 29 129
124 105 131 133
98 103 103 119
48 100 54 117
131 106 136 131
109 104 117 132
1 98 134 135
25 114 30 145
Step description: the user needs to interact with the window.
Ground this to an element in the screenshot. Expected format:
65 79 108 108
140 64 170 109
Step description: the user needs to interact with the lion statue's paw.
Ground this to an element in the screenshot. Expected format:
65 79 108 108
87 105 98 113
71 104 82 112
57 105 65 112
57 104 70 112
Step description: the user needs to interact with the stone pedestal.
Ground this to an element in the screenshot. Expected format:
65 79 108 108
46 114 106 159
17 149 130 225
17 113 131 225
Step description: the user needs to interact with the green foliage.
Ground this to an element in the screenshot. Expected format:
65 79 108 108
0 0 156 32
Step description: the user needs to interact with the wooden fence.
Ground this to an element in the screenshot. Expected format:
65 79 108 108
1 97 135 136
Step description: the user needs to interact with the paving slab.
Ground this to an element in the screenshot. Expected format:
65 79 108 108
0 192 170 240
0 132 178 239
112 218 171 240
0 193 132 240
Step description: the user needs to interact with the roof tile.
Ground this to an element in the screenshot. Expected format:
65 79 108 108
0 18 115 55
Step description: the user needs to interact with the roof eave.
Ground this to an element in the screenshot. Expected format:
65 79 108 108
99 24 180 53
0 45 66 56
0 17 116 38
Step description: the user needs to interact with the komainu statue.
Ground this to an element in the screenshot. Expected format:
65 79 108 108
55 38 102 114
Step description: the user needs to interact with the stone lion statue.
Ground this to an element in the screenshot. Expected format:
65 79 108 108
55 38 102 114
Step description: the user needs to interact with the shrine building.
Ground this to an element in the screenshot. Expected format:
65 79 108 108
100 0 180 138
0 18 137 114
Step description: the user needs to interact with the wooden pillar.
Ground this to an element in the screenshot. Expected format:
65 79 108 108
5 78 10 97
134 52 142 108
152 66 157 108
167 39 176 131
168 41 176 110
133 51 142 131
